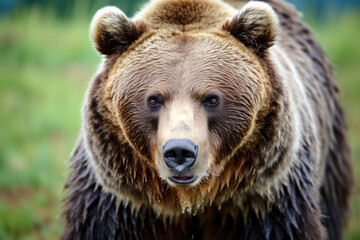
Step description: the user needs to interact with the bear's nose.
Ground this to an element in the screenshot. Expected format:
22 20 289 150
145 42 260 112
162 139 198 173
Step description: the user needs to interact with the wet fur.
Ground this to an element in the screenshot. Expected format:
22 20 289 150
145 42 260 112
62 0 353 239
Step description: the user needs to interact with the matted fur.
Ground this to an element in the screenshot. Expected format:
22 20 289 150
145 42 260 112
62 0 353 239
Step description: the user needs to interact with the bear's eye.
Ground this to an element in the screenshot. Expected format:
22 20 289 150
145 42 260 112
148 95 163 109
149 99 157 106
203 95 220 108
209 98 218 105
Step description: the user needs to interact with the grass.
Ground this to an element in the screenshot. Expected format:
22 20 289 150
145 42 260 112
0 8 99 239
0 6 359 240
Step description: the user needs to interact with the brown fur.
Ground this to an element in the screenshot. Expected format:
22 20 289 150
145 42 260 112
62 0 353 239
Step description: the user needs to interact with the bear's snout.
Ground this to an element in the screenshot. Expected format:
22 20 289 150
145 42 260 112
162 138 198 184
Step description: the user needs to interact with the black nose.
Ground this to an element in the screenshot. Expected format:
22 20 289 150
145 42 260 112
162 139 198 173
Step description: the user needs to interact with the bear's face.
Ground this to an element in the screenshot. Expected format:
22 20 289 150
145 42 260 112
88 1 279 212
110 34 269 187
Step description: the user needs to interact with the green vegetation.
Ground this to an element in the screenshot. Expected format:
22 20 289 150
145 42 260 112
316 12 360 240
0 6 359 240
0 8 98 239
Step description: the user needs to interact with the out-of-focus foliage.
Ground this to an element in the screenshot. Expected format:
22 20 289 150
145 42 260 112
1 0 359 18
1 0 146 17
0 1 359 239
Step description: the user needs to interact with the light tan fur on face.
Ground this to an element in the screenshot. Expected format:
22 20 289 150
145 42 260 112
156 97 211 186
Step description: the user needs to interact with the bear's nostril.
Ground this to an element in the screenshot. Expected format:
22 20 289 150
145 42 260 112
182 150 195 159
164 151 177 159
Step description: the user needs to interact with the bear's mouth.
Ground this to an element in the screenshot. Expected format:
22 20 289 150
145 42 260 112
169 176 197 185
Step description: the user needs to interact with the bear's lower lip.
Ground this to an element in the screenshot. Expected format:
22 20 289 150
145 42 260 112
169 176 197 185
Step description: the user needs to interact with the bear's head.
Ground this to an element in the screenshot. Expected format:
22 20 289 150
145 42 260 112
85 0 284 216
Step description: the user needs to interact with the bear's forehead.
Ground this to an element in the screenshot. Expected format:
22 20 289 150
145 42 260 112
123 33 254 69
109 33 263 98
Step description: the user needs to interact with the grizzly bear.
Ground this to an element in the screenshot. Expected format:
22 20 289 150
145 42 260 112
62 0 353 239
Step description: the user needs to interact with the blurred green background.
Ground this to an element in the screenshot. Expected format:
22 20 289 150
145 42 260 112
0 0 359 239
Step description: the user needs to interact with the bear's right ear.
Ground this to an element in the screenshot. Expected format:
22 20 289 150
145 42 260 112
223 2 279 56
90 6 146 55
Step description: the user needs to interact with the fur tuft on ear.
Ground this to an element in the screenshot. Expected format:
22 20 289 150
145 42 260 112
223 1 279 56
90 6 146 55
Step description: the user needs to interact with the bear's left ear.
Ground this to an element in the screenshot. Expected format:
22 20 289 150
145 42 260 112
90 6 146 55
223 1 279 56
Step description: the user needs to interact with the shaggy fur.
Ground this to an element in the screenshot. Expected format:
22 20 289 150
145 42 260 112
62 0 353 239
